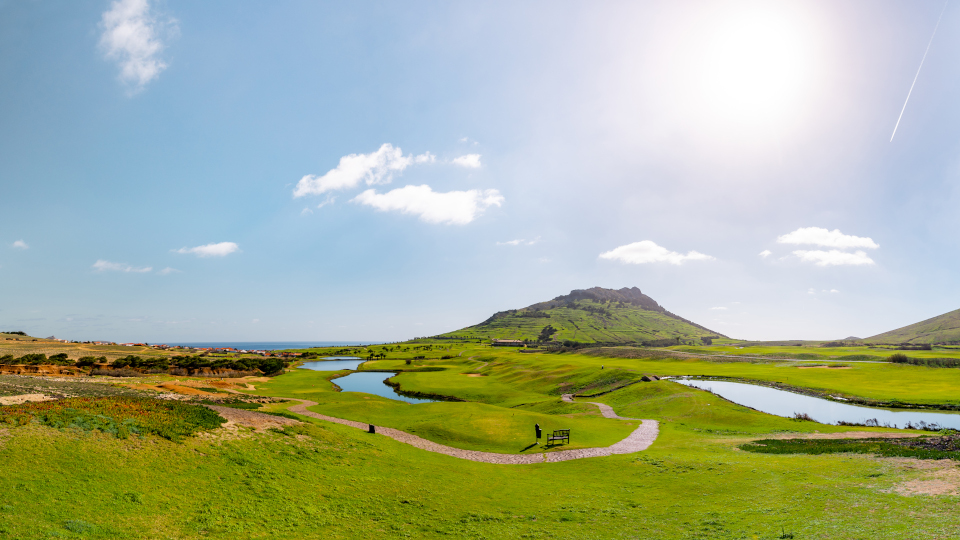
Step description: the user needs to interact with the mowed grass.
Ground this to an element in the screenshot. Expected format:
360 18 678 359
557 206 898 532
251 367 635 453
2 379 959 538
480 349 960 407
671 343 960 361
4 342 960 537
362 346 960 407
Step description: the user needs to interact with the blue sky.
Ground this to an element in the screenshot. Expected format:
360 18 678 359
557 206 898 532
2 0 960 342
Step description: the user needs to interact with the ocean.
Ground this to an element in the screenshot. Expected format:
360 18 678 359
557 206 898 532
160 341 385 351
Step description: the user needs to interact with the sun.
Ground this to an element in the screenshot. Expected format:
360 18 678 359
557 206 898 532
698 6 815 130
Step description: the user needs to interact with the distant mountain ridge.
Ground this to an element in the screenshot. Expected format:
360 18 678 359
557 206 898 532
867 308 960 344
442 286 724 344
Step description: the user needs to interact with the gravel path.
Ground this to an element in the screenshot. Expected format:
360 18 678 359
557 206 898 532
288 396 660 464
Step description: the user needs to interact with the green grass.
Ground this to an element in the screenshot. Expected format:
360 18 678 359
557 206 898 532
251 366 635 453
0 396 224 442
2 383 958 538
867 307 960 344
440 298 719 344
5 342 960 537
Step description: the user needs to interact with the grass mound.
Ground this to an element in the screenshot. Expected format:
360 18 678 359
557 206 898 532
740 435 960 461
0 396 224 442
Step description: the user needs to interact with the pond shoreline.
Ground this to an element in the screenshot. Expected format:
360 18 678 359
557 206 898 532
675 375 960 411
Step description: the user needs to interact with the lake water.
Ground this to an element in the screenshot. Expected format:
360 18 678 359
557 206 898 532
674 379 960 430
334 372 435 404
300 357 366 371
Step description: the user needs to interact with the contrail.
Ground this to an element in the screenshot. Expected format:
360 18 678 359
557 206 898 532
891 0 949 142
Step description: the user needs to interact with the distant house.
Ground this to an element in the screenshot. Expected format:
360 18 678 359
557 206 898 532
491 339 525 347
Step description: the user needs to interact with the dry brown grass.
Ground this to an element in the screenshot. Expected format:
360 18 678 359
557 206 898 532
0 340 168 361
883 458 960 496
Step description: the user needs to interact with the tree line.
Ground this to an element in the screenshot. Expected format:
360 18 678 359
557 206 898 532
0 353 287 375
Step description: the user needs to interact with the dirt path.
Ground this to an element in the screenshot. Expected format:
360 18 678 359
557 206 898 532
287 398 660 464
203 405 302 431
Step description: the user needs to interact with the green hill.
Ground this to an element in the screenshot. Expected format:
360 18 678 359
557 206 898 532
440 286 725 344
867 308 960 344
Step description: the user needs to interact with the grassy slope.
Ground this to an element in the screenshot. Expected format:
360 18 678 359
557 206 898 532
6 343 960 537
251 367 636 454
2 373 957 538
441 299 718 343
867 308 960 344
375 346 960 407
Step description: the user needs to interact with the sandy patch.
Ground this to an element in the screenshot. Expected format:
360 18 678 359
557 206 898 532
204 405 301 432
157 383 217 396
883 459 960 496
465 374 485 377
0 393 56 405
797 366 851 369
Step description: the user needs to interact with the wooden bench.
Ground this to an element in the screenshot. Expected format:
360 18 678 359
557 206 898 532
546 429 570 445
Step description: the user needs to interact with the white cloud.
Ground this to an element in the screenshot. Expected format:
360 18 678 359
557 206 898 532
293 144 433 197
352 185 504 225
175 242 239 257
830 289 840 293
710 306 727 310
808 288 816 295
777 227 879 249
93 260 152 273
317 195 336 209
759 249 771 258
451 154 482 168
497 237 539 246
99 0 174 91
793 250 875 266
157 267 181 275
599 240 715 265
12 240 28 250
300 208 313 216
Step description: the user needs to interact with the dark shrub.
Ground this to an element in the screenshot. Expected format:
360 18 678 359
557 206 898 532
48 353 71 365
75 356 104 368
889 352 910 363
17 353 47 365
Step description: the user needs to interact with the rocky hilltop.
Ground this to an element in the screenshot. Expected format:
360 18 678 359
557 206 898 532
442 287 724 345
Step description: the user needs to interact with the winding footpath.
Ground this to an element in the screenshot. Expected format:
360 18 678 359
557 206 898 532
286 396 659 465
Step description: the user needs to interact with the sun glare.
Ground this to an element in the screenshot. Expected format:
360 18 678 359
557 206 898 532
698 7 814 130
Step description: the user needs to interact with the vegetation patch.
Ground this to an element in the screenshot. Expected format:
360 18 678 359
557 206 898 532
889 352 960 368
0 396 224 442
740 435 960 461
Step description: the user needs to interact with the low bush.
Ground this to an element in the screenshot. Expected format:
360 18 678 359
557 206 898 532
888 352 960 368
0 397 224 442
90 368 141 377
741 436 960 460
75 356 104 368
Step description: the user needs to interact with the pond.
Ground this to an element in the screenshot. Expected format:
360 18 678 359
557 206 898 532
299 357 365 371
674 378 960 430
334 372 435 404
